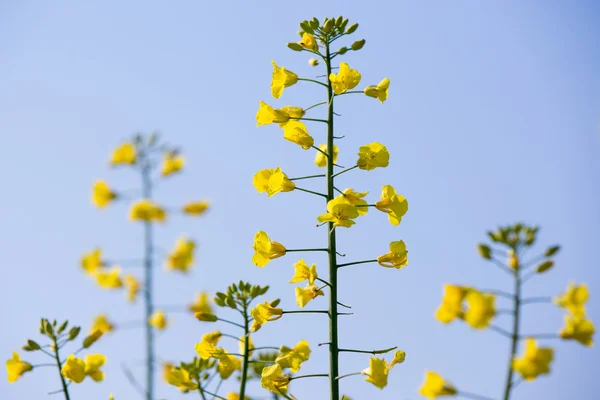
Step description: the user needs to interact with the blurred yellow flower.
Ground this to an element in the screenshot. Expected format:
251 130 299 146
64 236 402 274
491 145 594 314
162 362 174 382
357 142 389 171
289 259 318 285
92 180 117 208
96 267 123 289
419 371 457 398
110 142 136 166
130 199 166 222
464 290 496 329
375 185 408 226
182 201 210 216
188 292 213 314
329 62 361 94
195 330 222 359
239 335 254 357
148 310 168 331
62 355 86 383
227 394 249 400
275 340 311 373
165 367 198 392
81 248 104 275
554 282 588 316
260 364 290 394
271 61 298 99
124 274 140 302
364 78 390 103
253 168 295 197
559 315 595 347
166 237 196 273
252 231 286 267
377 240 408 269
280 106 304 119
362 357 388 389
250 301 283 332
295 285 324 308
435 285 467 324
161 151 184 177
216 353 241 379
317 195 360 228
512 338 553 381
84 354 107 382
314 144 338 168
90 314 114 334
6 352 32 383
282 120 314 149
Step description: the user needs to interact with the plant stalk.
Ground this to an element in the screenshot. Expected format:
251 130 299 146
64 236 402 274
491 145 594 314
239 302 250 400
142 158 155 400
52 338 71 400
502 257 521 400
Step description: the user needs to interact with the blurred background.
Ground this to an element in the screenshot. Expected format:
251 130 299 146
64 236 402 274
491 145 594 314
1 1 599 399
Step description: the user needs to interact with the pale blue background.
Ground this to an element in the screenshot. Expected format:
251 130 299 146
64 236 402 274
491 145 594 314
1 1 599 399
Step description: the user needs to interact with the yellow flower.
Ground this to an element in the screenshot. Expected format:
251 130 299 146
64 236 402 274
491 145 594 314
260 364 290 394
161 151 184 177
282 120 314 149
375 185 408 226
6 352 32 383
239 336 254 357
195 330 222 359
109 392 115 400
253 168 296 197
357 142 390 171
512 338 554 381
217 353 241 379
377 240 408 269
314 144 339 168
271 61 298 99
162 362 174 382
419 371 457 399
256 101 291 126
276 340 311 373
364 78 390 103
387 350 406 370
289 259 318 285
554 282 589 316
96 267 123 289
124 274 140 302
435 285 467 324
130 199 166 222
250 302 283 332
148 310 168 330
559 315 595 347
227 394 249 400
329 62 361 94
252 231 286 267
464 290 496 329
299 32 318 51
166 237 196 273
110 142 136 166
317 195 360 228
61 355 86 383
188 292 213 314
361 357 388 389
340 188 368 216
295 284 324 308
90 314 114 334
182 201 210 216
92 180 117 208
84 354 107 382
81 249 104 275
280 106 305 119
165 367 198 392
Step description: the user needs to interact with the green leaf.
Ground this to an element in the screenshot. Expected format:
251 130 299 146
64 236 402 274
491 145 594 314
68 326 81 341
536 260 554 274
545 246 560 257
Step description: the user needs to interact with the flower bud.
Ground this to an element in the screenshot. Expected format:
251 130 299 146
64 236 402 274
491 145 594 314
337 47 348 55
287 42 303 51
351 39 366 50
300 21 313 34
545 245 560 257
536 260 554 274
308 58 319 66
323 19 334 33
508 251 519 270
194 312 218 322
346 23 359 34
477 244 492 259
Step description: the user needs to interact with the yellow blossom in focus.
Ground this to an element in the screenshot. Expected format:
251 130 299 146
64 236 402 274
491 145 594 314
357 142 390 171
188 292 213 314
299 32 318 51
6 352 33 383
435 285 467 324
81 249 104 275
165 366 198 392
130 199 166 222
90 314 114 334
387 350 406 370
110 142 136 166
166 237 196 273
148 310 168 331
124 274 140 302
419 371 457 399
362 357 388 389
260 364 290 394
271 61 298 99
559 315 595 347
276 340 311 373
256 101 291 126
377 240 408 269
239 336 254 357
84 354 106 382
250 302 283 332
329 62 361 94
512 338 554 381
182 201 210 216
252 231 287 267
216 353 241 379
253 168 295 197
61 355 86 383
280 106 305 119
364 78 390 103
554 282 589 316
464 290 496 329
289 259 318 285
315 144 339 168
375 185 408 226
195 331 222 359
341 188 369 216
295 285 324 308
161 151 184 177
317 195 360 228
282 120 314 150
96 267 123 289
92 180 117 209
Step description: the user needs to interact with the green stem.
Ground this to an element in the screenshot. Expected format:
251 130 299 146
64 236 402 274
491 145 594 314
335 372 361 381
502 259 521 400
290 174 326 181
52 338 71 400
332 165 358 178
325 38 341 400
282 310 329 315
335 90 363 96
197 386 208 400
296 117 329 124
339 346 397 355
290 374 329 380
239 302 250 400
286 248 329 253
295 186 328 198
338 259 378 269
216 318 245 329
141 156 155 400
521 296 552 305
458 391 497 400
304 101 327 112
298 77 328 88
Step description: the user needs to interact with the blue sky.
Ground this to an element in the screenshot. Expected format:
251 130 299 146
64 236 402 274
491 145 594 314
1 1 599 399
